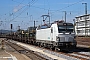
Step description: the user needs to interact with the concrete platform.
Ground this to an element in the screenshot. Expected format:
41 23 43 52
0 38 31 60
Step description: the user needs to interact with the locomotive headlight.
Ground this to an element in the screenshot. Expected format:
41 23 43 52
70 42 76 45
70 42 74 45
56 36 60 41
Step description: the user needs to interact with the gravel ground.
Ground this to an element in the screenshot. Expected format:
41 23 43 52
70 53 90 59
79 52 90 56
43 50 79 60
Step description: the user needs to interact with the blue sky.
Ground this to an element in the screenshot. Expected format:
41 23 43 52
0 0 90 30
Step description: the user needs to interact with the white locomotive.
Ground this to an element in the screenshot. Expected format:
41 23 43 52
36 21 77 50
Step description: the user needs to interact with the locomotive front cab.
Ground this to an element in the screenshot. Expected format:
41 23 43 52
56 23 77 48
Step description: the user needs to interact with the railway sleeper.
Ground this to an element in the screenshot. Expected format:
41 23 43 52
18 50 26 53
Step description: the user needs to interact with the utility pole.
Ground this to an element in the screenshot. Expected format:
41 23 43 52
10 24 13 40
63 11 67 23
82 3 87 14
48 10 50 25
33 20 38 29
73 19 75 33
82 3 87 37
34 20 35 28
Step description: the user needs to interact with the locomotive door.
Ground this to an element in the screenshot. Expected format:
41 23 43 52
51 27 53 41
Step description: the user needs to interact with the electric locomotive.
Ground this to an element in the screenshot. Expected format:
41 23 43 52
36 21 77 50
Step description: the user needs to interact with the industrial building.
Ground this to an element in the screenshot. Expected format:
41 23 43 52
75 14 90 36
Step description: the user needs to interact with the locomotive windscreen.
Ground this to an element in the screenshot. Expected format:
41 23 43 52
58 23 73 33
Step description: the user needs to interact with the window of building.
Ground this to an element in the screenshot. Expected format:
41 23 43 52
86 15 89 19
76 18 79 21
80 17 82 20
78 22 84 26
80 30 84 33
82 17 84 20
87 21 90 25
86 29 89 33
89 29 90 33
76 23 79 26
77 30 80 33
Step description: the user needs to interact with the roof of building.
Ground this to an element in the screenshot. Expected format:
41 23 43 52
75 14 90 18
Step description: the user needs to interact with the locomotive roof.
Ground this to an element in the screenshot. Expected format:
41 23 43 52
37 20 73 30
51 20 73 26
57 23 73 26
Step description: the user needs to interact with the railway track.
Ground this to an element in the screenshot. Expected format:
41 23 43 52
6 41 46 60
8 40 90 60
44 48 90 60
61 52 90 60
58 47 90 60
32 43 90 60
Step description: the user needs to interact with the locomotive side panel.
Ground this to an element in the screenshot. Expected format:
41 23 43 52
36 28 51 41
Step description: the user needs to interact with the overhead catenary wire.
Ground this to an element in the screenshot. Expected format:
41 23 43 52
26 0 86 22
0 0 38 30
51 0 85 13
4 0 85 19
0 0 88 30
0 0 25 19
1 0 85 23
8 0 38 30
0 0 35 22
7 0 38 23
